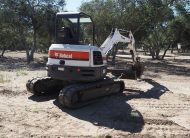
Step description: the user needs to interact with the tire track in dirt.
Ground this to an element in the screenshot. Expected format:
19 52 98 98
1 69 190 137
126 90 190 137
129 101 190 110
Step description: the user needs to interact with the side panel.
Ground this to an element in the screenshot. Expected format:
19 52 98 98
48 44 106 67
47 58 90 67
49 50 89 61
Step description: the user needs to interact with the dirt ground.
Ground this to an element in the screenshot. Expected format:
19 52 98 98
0 51 190 138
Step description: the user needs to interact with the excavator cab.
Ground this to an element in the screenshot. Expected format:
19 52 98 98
55 12 95 45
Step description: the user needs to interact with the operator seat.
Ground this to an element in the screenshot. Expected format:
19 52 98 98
58 27 78 44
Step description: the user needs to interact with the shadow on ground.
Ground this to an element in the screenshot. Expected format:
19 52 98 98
108 55 190 77
54 94 145 133
28 92 145 133
0 56 46 71
125 78 170 100
144 59 190 77
28 92 59 102
28 78 170 133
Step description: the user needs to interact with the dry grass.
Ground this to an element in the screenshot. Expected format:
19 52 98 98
0 74 11 84
16 68 28 76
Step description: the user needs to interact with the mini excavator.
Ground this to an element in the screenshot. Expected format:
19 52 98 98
26 12 143 108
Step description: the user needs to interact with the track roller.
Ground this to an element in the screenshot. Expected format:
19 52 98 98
58 77 125 108
26 77 64 95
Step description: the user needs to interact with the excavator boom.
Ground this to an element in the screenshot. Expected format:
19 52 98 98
100 28 137 62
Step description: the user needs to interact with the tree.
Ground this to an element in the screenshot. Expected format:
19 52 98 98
0 0 66 63
15 0 66 63
0 2 20 57
80 0 185 60
174 3 190 52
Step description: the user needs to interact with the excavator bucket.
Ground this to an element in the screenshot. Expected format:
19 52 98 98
107 59 144 80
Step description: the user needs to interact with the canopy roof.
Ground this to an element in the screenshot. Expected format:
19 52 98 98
56 12 92 23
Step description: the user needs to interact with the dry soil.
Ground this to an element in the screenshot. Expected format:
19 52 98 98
0 51 190 138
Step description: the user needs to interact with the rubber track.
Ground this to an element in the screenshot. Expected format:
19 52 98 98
26 77 63 95
59 78 125 108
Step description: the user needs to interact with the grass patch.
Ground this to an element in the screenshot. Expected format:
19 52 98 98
0 74 11 83
16 68 28 76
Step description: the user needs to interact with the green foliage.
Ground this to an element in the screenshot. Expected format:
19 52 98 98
80 0 116 44
174 4 190 50
80 0 190 59
0 0 189 61
0 0 66 62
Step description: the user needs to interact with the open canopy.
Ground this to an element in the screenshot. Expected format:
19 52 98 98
55 12 95 45
56 12 93 23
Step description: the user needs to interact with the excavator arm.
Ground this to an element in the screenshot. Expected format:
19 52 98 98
100 28 137 62
101 28 144 79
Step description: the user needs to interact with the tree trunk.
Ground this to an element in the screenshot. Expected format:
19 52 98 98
26 48 30 64
155 49 160 59
149 48 155 59
171 44 174 53
1 47 6 57
162 44 171 60
31 30 37 61
24 38 35 64
26 30 37 64
26 46 36 64
30 46 35 61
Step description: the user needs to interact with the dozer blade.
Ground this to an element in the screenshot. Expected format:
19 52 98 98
26 77 64 95
58 77 125 109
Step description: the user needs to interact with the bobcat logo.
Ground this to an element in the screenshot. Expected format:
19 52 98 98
55 52 72 59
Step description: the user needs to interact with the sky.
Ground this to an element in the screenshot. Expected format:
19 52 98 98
65 0 90 12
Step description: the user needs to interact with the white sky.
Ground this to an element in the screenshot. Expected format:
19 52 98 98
65 0 90 12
